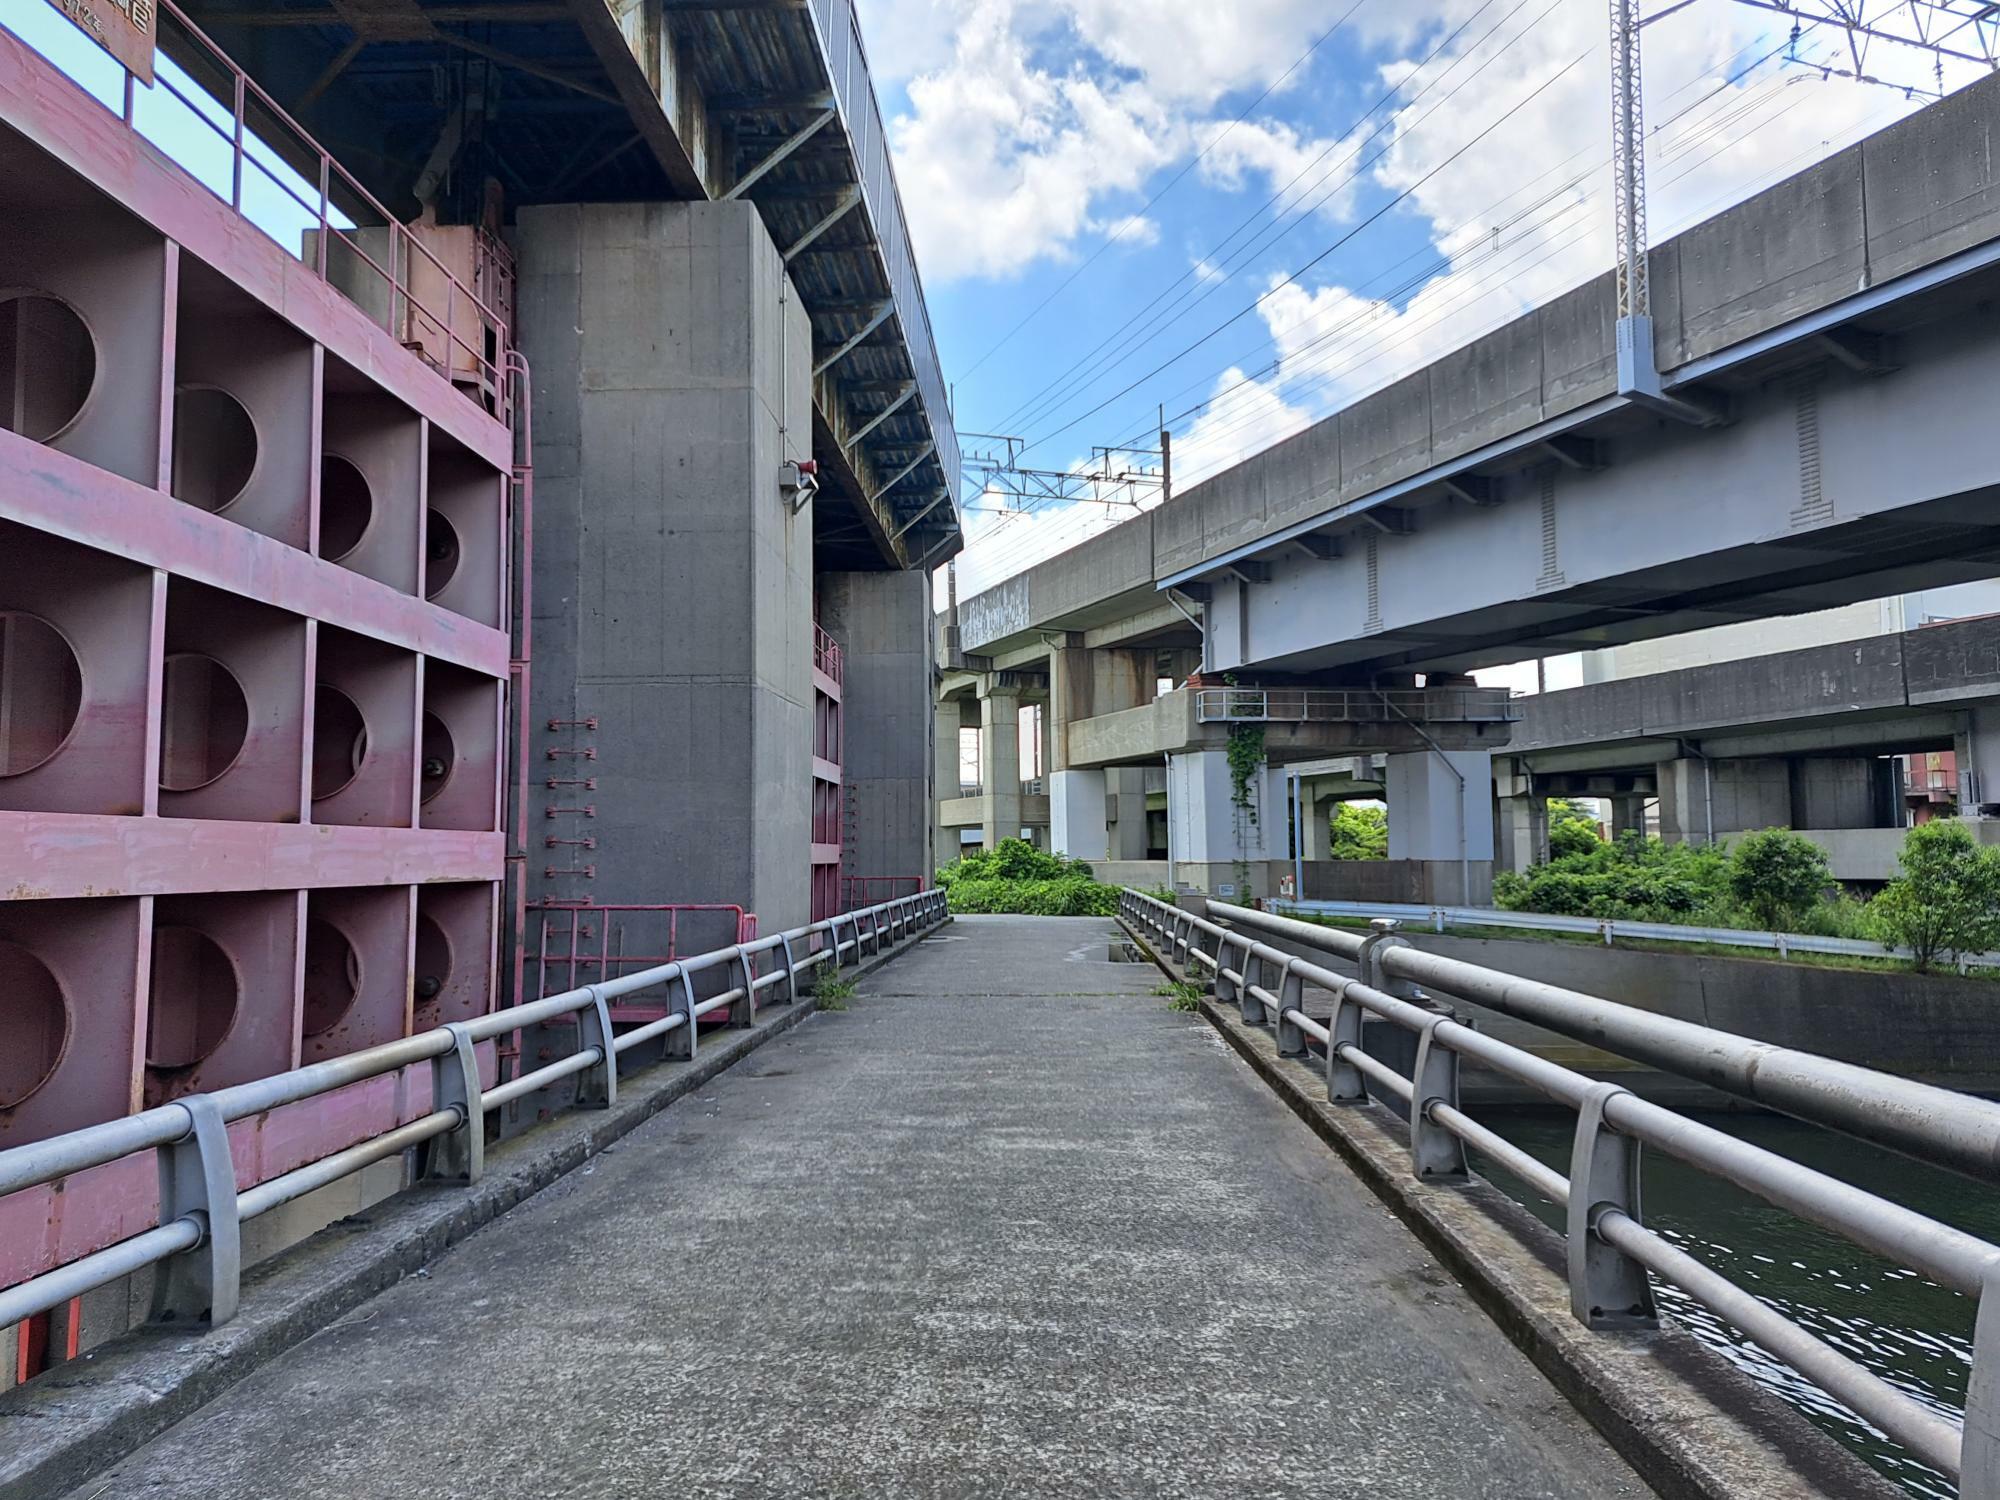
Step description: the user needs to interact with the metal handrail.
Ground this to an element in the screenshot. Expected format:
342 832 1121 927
812 621 844 685
1278 896 2000 972
1118 888 2000 1492
0 889 949 1335
1191 686 1521 724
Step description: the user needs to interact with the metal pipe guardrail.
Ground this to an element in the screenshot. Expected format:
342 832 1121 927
1118 888 2000 1494
1191 686 1521 725
1278 896 2000 972
0 890 948 1338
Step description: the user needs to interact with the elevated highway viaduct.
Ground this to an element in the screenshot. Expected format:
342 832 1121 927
944 69 2000 899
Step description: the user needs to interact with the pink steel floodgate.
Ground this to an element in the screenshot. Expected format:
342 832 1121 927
0 1 520 1369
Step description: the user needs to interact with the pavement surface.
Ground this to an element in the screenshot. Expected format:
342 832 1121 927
68 915 1653 1500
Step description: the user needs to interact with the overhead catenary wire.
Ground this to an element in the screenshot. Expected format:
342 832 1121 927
1009 46 1597 463
1093 22 1846 465
957 40 1861 584
1144 64 1879 474
953 0 1376 387
1130 47 1842 466
957 18 1924 589
990 0 1532 439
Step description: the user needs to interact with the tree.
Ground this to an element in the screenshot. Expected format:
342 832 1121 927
1547 798 1601 860
1725 827 1832 932
1871 820 2000 972
1329 803 1388 860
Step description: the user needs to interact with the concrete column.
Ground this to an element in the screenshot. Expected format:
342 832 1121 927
1107 769 1151 860
1610 795 1648 839
518 200 812 930
1495 796 1549 873
933 696 964 860
1302 793 1335 861
1046 642 1089 773
1656 756 1791 844
1050 767 1109 860
817 570 934 883
980 688 1022 849
1957 704 2000 816
1385 751 1495 903
1165 748 1275 896
1788 756 1882 830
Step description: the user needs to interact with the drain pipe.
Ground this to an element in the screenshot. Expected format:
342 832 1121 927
1163 751 1175 893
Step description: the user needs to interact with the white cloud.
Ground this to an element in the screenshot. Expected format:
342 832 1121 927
885 2 1183 281
1171 364 1311 485
869 0 1346 282
1197 117 1365 221
1093 213 1162 248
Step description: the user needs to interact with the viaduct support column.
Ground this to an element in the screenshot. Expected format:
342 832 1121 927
1050 768 1109 861
1107 768 1151 861
980 685 1022 850
1166 750 1276 898
817 570 935 886
934 696 965 866
1956 705 2000 818
517 200 812 930
1385 751 1495 904
1046 639 1110 860
1656 755 1791 844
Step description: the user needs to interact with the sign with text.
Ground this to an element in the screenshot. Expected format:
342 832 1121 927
44 0 156 84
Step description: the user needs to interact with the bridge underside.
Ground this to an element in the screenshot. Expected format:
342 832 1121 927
1207 284 2000 679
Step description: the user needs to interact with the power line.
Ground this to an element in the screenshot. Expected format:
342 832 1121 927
953 0 1375 388
984 0 1524 438
1013 47 1596 461
1134 32 1823 454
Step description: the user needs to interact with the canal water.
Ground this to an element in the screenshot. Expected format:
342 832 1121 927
1477 1109 1994 1499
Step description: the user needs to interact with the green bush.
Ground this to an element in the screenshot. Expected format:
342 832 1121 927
1329 803 1387 860
1494 830 1730 923
1547 798 1601 860
1872 820 2000 972
1725 827 1833 932
935 838 1120 916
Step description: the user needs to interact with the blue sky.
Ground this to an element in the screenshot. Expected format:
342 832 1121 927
850 0 1979 605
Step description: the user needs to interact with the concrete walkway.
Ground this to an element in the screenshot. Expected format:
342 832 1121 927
69 916 1651 1500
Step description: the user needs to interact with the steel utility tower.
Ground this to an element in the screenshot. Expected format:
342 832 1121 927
1610 0 2000 413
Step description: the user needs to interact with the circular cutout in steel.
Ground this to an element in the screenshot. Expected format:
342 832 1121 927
170 386 258 513
419 710 455 805
0 291 95 443
301 917 361 1037
413 911 453 1015
317 455 373 562
159 652 250 793
0 611 83 778
146 926 239 1070
424 510 461 598
0 941 69 1109
311 684 369 802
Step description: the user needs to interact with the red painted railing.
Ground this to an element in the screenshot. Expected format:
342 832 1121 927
813 621 844 686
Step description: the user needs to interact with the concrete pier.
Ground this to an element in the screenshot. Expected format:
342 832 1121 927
518 200 815 929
